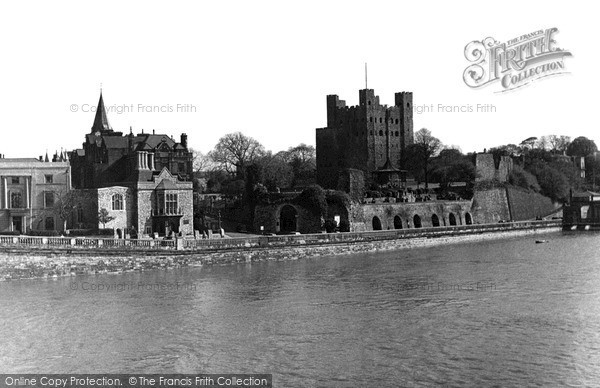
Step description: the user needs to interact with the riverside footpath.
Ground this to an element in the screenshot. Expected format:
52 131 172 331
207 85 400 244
0 220 561 280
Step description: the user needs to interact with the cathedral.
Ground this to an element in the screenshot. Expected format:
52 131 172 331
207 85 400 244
69 93 194 237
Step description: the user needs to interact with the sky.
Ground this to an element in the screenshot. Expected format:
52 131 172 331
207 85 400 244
0 0 596 158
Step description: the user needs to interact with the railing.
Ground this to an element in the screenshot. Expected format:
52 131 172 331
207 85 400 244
0 220 561 252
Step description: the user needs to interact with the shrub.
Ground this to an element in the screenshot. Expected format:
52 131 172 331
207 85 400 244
324 219 338 233
338 219 350 232
295 185 327 217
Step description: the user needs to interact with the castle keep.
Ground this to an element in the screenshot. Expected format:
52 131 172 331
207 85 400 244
316 89 414 189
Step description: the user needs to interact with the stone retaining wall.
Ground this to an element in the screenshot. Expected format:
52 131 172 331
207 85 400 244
0 221 561 280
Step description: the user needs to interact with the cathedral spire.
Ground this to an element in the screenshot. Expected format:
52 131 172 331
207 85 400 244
91 91 112 133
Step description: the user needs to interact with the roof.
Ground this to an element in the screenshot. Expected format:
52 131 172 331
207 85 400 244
91 92 112 133
102 136 129 149
572 190 600 197
155 179 178 190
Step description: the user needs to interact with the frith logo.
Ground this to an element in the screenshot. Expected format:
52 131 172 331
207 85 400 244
463 28 572 92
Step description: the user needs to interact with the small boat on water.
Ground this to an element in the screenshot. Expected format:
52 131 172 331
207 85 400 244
535 240 549 244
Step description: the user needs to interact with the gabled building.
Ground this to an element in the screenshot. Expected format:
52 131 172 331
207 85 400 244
69 93 194 237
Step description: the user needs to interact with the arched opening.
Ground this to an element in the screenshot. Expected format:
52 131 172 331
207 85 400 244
449 213 457 226
413 214 422 228
372 216 382 230
465 212 473 225
116 228 122 239
432 214 440 227
280 205 298 233
394 215 402 229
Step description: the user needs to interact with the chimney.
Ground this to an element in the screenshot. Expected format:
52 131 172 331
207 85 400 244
181 133 188 148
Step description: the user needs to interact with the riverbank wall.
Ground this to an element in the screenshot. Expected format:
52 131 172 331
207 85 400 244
0 220 561 280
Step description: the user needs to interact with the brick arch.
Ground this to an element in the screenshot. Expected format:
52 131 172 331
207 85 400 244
393 215 403 229
413 214 422 228
372 216 382 230
465 212 473 225
279 204 298 233
431 213 440 227
449 212 457 226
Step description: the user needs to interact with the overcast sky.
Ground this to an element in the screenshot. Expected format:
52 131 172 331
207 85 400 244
0 1 595 158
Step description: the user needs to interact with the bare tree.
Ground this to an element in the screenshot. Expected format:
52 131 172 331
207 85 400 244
406 128 443 189
208 132 265 178
190 148 217 174
547 135 571 154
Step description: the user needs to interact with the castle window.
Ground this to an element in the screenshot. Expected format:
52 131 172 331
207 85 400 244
395 131 399 136
395 119 399 124
368 101 371 105
44 191 54 208
112 194 124 211
45 175 53 184
379 117 382 123
369 117 373 122
379 130 383 136
407 102 410 108
11 177 19 184
370 130 373 135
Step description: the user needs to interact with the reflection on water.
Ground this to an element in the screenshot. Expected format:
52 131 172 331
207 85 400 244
1 231 600 386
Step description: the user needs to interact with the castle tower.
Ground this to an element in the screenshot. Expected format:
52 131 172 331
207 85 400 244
395 92 414 156
316 88 414 189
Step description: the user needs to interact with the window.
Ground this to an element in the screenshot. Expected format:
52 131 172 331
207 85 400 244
45 217 55 230
178 162 185 172
10 192 22 208
11 177 19 184
145 226 152 234
44 191 54 208
156 193 165 215
77 207 84 223
166 193 178 214
112 194 124 210
45 175 53 184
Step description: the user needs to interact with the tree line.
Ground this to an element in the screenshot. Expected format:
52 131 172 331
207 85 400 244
191 131 316 195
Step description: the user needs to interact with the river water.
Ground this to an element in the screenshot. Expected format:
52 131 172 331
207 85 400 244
1 231 600 387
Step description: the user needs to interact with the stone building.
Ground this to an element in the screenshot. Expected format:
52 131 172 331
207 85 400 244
474 153 513 182
316 89 414 189
0 156 71 233
69 93 194 237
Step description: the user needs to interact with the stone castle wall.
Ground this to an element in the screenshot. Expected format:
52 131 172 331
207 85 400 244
506 186 557 221
349 201 473 231
471 188 511 224
475 154 513 182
